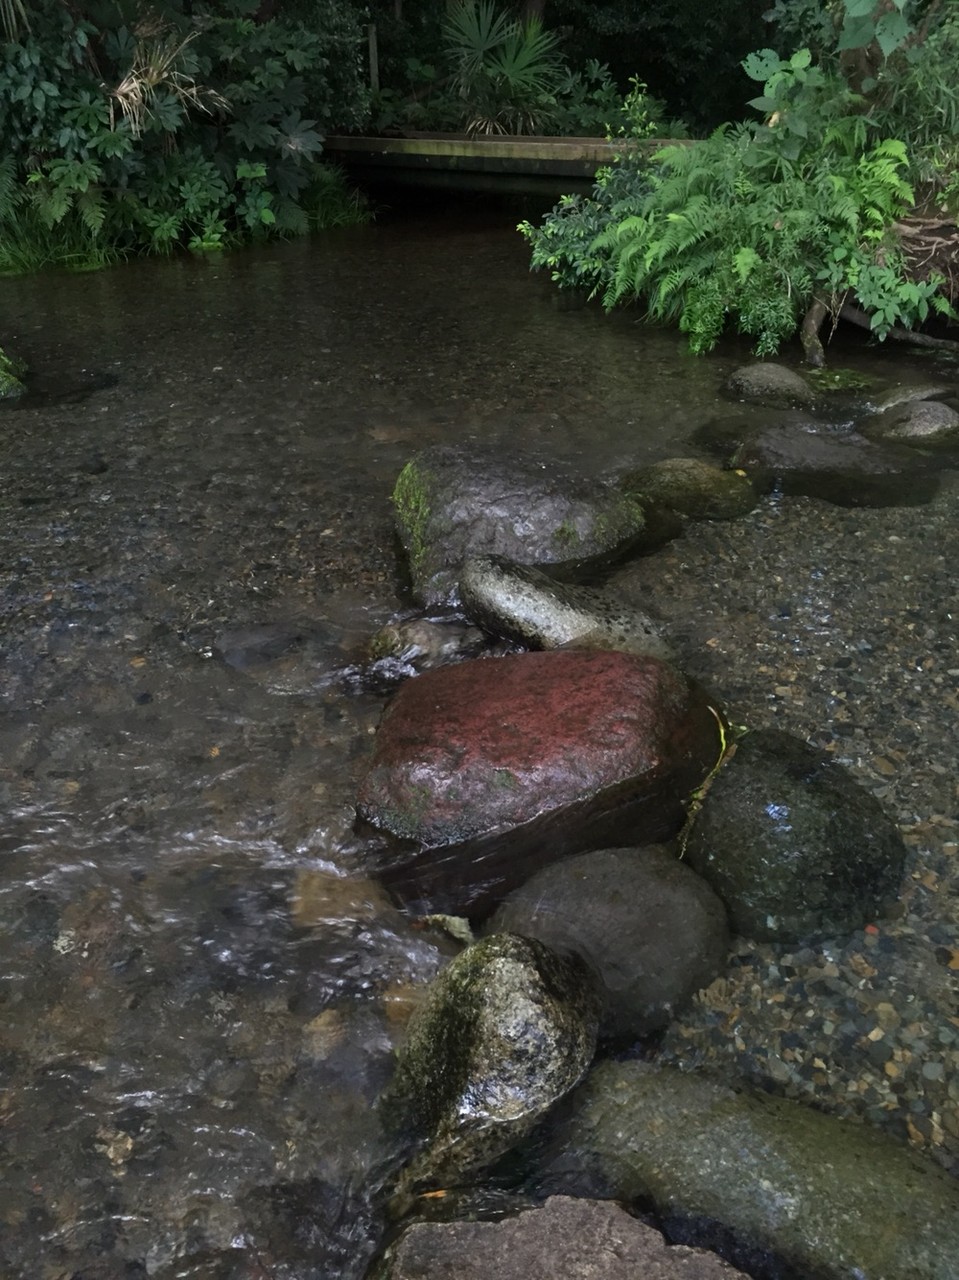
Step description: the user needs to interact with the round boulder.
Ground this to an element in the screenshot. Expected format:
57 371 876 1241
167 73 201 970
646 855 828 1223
683 729 906 942
487 846 729 1044
723 363 816 410
392 444 648 606
858 398 959 449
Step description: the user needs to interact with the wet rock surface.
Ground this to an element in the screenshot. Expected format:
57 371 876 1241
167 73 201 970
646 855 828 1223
356 650 724 915
459 553 675 659
366 614 495 682
378 1195 748 1280
683 728 907 942
385 934 600 1203
859 397 959 448
487 846 730 1043
619 457 758 521
545 1060 959 1280
722 362 817 410
695 413 941 506
392 443 648 606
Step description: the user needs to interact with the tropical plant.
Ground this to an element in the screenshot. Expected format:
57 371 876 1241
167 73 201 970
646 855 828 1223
522 44 955 361
518 156 656 292
0 0 27 41
442 0 564 135
518 79 663 291
0 0 372 274
595 49 954 360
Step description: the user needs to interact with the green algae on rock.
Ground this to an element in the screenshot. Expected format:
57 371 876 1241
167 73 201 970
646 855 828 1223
385 934 599 1206
391 445 648 607
548 1060 959 1280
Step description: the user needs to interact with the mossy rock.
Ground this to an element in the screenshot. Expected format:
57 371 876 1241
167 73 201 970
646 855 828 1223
385 933 599 1203
619 458 757 521
391 445 648 607
550 1059 959 1280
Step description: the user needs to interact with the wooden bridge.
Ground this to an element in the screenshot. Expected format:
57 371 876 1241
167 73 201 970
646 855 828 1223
323 131 659 195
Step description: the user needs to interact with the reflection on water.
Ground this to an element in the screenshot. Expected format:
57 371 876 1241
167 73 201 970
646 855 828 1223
1 198 957 1277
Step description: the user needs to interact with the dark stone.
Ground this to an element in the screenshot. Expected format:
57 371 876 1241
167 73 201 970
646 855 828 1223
693 415 940 507
858 399 959 449
722 363 816 410
487 846 729 1043
619 458 757 521
377 1195 748 1280
545 1061 959 1280
392 444 649 606
212 623 304 670
683 729 906 942
356 651 725 916
385 934 600 1202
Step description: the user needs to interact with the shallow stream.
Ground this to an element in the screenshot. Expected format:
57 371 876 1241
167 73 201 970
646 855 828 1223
1 198 957 1279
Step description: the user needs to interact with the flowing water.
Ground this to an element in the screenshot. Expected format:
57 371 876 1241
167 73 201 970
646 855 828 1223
1 198 957 1279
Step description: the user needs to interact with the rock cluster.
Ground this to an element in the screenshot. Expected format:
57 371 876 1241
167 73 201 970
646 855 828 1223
358 364 952 1276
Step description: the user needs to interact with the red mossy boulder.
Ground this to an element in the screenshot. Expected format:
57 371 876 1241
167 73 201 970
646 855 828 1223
356 651 724 916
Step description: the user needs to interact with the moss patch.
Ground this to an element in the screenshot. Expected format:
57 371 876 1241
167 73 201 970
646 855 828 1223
392 461 432 579
806 366 873 393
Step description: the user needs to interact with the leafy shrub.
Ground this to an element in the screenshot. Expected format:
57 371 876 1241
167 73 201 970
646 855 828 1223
0 0 372 273
518 157 656 293
522 45 954 358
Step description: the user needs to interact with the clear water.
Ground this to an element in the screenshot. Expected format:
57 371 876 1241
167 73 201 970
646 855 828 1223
1 198 956 1279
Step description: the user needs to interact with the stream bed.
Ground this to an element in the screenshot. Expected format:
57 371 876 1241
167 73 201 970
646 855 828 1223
1 200 958 1279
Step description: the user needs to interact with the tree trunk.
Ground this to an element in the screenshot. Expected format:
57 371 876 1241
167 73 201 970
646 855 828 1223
799 295 829 367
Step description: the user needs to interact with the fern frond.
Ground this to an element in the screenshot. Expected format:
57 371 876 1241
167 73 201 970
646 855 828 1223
0 157 20 222
77 187 106 236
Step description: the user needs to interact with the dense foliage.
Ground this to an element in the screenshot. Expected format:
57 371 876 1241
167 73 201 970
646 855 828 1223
0 0 372 273
367 0 681 139
520 0 959 362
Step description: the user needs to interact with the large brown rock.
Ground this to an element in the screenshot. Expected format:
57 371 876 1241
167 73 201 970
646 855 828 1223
356 651 724 916
377 1196 748 1280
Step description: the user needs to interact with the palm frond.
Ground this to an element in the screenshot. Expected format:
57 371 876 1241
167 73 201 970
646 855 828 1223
0 0 28 42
